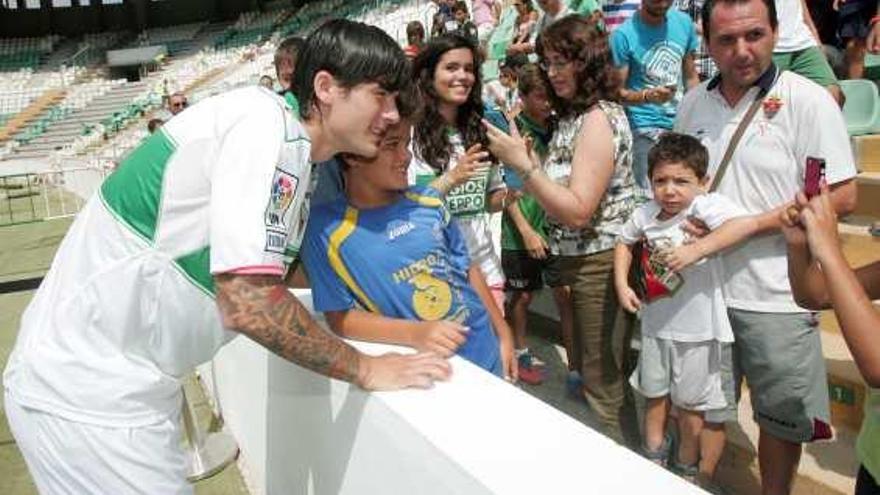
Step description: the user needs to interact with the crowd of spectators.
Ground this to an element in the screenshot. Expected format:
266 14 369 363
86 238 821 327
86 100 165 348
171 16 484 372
128 2 880 493
288 1 874 494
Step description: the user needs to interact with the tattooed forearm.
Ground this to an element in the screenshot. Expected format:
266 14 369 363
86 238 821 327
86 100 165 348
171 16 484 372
214 273 362 384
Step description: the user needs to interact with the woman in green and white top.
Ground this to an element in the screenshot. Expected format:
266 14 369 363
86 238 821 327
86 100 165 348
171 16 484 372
485 15 638 445
410 34 508 313
783 185 880 494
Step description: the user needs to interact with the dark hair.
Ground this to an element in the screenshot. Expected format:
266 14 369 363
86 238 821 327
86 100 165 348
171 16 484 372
294 19 409 119
147 118 163 133
517 63 548 96
647 133 709 180
501 53 528 72
274 36 304 68
453 1 468 14
536 15 619 118
393 81 424 123
515 0 536 14
412 34 487 173
406 21 425 46
701 0 778 42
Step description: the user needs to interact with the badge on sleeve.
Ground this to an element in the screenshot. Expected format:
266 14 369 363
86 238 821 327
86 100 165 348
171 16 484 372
264 168 300 254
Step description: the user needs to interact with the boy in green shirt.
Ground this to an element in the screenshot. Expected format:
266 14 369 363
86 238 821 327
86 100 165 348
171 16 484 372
501 64 574 385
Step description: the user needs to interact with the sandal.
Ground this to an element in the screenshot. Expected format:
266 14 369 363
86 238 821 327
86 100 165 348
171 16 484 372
640 433 672 467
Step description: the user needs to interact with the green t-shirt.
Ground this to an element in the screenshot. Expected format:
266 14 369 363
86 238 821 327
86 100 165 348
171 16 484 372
857 388 880 481
570 0 600 15
283 90 299 116
501 114 551 251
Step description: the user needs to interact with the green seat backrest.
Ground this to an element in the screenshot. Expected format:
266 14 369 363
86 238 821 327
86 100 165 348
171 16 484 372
840 79 880 136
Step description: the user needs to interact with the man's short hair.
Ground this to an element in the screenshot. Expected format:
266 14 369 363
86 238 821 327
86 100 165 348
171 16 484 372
647 132 709 180
293 19 410 119
406 21 425 44
701 0 778 42
274 36 304 68
453 1 468 14
500 53 528 73
147 118 164 133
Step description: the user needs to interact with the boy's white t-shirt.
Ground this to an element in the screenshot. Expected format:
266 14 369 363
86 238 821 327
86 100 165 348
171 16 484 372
618 192 747 342
409 131 506 287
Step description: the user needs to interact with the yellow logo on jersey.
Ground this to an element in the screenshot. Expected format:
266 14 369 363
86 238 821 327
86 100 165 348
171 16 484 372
410 272 452 321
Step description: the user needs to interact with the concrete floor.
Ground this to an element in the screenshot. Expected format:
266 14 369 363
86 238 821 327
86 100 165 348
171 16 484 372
4 212 846 495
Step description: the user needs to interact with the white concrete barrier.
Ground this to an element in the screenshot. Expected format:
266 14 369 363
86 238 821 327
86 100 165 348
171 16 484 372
200 290 706 495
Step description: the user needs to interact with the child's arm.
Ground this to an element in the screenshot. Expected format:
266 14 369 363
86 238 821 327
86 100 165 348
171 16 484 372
790 186 880 386
325 309 468 358
467 264 517 381
613 242 642 313
506 195 548 259
665 215 761 272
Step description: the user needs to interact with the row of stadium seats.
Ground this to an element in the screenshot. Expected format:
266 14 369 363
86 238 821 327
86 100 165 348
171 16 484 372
234 9 288 31
0 88 53 116
133 22 207 46
0 51 43 72
12 79 126 145
0 35 60 55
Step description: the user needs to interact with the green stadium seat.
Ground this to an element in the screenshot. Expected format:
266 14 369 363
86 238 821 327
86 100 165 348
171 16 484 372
840 79 880 136
865 53 880 81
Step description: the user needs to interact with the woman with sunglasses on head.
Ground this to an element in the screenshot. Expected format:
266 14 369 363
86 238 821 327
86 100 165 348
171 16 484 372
486 15 638 445
410 34 509 316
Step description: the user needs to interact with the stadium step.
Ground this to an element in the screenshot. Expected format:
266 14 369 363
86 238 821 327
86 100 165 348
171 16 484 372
851 134 880 173
0 88 65 142
818 223 877 432
854 171 880 217
9 80 153 157
532 278 865 493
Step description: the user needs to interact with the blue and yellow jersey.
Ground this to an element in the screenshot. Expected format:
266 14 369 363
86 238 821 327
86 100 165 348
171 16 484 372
302 185 500 373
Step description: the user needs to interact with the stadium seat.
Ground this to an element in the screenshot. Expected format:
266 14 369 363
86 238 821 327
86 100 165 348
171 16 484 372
840 79 880 136
864 53 880 81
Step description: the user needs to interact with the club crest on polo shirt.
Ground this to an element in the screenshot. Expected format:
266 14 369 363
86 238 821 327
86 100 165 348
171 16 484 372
264 167 300 253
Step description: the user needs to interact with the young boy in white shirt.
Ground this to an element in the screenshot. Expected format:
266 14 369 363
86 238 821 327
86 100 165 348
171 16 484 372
613 133 759 484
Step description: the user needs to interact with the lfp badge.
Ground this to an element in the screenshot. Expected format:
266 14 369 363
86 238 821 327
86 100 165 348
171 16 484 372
264 168 300 254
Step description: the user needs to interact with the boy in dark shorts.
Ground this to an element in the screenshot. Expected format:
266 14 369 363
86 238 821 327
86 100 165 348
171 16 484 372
838 0 877 78
501 64 574 385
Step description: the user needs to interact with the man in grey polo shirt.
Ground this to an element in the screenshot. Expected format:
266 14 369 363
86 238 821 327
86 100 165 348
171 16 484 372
675 0 857 493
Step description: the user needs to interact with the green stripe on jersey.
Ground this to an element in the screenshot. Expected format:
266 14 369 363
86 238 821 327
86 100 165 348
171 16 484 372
100 129 176 242
174 247 215 297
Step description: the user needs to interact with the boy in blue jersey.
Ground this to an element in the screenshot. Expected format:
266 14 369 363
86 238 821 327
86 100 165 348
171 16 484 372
302 91 517 380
